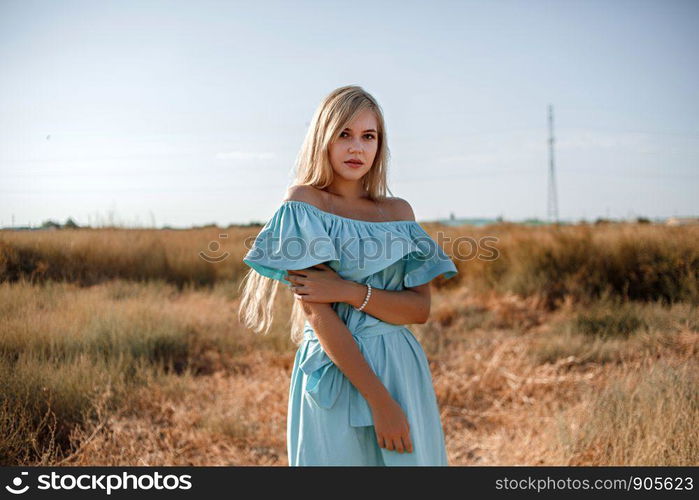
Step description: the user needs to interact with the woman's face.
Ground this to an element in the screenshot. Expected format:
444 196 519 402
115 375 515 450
327 108 379 182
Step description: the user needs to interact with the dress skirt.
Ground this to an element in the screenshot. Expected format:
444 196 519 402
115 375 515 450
286 323 449 466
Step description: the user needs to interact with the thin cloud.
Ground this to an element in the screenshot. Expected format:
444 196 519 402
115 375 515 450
215 151 276 160
436 132 546 165
556 131 659 154
435 130 665 166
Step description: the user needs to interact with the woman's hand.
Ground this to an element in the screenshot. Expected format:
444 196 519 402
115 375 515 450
370 395 414 454
284 263 358 304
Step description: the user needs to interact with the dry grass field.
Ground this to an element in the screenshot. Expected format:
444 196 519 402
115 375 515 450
1 222 697 466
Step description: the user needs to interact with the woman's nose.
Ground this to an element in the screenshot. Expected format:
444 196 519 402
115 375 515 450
348 139 363 153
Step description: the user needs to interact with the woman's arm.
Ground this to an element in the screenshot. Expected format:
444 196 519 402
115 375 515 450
300 300 413 453
342 281 431 325
300 301 393 406
286 266 432 325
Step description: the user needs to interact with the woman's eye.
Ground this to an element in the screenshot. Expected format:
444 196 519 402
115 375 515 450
339 132 375 139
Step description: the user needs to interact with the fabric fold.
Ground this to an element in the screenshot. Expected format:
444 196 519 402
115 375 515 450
242 200 458 287
401 223 458 287
242 202 341 285
298 338 375 428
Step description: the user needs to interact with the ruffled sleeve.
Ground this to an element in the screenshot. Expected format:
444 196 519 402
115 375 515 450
242 202 340 285
403 224 458 288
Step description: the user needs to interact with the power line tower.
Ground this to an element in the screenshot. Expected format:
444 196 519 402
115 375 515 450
547 104 559 224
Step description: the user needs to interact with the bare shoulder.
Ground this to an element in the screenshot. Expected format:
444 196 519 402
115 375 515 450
384 197 416 221
283 184 324 205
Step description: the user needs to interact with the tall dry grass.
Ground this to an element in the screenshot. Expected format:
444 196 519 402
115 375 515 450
436 222 699 308
0 222 697 465
0 277 294 464
0 227 255 288
3 223 697 305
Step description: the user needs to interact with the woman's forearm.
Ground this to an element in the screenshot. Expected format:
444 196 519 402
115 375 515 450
301 302 393 409
341 281 429 325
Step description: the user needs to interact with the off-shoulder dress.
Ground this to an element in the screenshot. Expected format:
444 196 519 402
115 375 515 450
242 200 458 466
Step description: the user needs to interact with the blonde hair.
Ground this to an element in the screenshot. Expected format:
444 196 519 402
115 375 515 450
237 85 393 344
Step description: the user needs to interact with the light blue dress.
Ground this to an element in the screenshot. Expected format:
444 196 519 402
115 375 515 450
242 200 458 466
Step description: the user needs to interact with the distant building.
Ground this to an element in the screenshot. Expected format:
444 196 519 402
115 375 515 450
666 216 699 226
432 217 499 227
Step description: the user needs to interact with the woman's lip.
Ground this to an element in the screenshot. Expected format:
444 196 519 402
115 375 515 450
345 161 363 167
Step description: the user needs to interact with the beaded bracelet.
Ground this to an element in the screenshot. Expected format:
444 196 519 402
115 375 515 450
355 283 372 311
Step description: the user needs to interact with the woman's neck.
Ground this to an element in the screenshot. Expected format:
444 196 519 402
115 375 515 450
323 180 368 202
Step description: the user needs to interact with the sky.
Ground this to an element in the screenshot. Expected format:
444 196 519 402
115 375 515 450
1 0 697 228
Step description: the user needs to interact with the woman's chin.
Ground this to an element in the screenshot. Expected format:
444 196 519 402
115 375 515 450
333 167 369 181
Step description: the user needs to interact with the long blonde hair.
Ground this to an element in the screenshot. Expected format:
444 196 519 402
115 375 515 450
237 85 393 344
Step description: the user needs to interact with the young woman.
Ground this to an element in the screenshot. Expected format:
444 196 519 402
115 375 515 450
238 85 458 466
